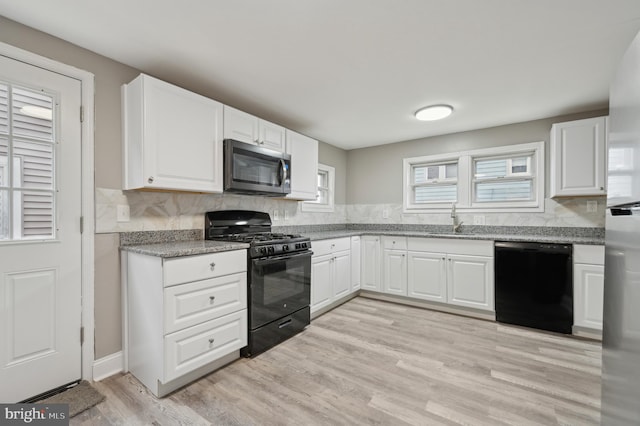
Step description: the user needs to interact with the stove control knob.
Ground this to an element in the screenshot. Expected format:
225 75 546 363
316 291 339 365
282 245 289 252
260 247 266 255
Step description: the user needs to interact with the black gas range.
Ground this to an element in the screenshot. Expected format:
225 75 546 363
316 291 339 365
205 210 311 357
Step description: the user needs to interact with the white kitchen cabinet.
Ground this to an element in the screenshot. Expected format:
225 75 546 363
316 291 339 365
382 237 408 296
125 249 247 397
550 116 608 197
406 238 494 312
223 105 285 152
361 236 382 292
285 130 319 200
122 74 224 193
310 238 352 314
574 244 605 331
351 236 361 291
407 251 447 303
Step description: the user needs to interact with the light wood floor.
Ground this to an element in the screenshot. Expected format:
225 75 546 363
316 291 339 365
74 297 602 425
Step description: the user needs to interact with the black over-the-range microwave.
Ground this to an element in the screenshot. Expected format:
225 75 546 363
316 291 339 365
223 139 291 196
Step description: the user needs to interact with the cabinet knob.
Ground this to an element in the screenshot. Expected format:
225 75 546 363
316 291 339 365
209 296 216 303
442 257 445 261
147 176 154 184
210 262 216 271
600 186 604 190
208 338 215 344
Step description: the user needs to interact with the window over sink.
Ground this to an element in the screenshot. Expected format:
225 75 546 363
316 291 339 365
403 141 544 213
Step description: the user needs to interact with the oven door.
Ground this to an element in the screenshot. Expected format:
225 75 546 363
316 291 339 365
224 139 291 195
249 250 311 329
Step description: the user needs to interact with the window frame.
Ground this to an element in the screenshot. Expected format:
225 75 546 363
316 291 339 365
302 163 335 212
403 141 544 213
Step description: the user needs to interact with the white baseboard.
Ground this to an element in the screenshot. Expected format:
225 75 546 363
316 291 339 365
93 351 124 381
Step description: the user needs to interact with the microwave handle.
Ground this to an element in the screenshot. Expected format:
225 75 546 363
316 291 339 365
279 159 287 187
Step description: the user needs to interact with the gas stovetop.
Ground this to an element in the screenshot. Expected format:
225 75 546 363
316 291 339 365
204 210 311 258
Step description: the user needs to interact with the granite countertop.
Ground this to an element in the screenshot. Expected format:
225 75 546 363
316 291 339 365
302 230 604 245
120 240 250 258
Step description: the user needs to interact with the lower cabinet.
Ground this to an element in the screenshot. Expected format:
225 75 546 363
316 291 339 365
125 249 247 397
574 244 605 331
310 238 352 314
406 238 494 312
351 236 361 291
361 236 382 291
382 236 408 296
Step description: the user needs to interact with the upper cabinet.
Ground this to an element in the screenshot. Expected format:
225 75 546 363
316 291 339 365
122 74 224 193
550 116 608 197
223 105 286 152
285 130 318 200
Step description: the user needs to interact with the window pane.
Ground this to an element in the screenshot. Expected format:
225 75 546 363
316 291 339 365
317 188 328 205
608 175 632 198
511 157 528 173
475 158 507 178
0 137 7 185
414 184 457 203
0 189 7 239
12 87 54 141
0 83 8 135
445 163 457 179
17 190 54 238
13 139 54 190
476 180 532 202
317 170 328 189
609 147 633 171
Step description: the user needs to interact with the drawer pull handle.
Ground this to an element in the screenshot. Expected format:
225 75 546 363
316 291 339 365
208 338 215 344
209 296 216 303
279 318 292 329
209 262 216 271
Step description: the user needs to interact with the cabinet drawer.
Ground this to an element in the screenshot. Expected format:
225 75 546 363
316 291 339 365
408 237 493 256
164 272 247 334
382 236 407 250
574 244 605 265
312 238 351 256
164 310 247 382
163 250 246 287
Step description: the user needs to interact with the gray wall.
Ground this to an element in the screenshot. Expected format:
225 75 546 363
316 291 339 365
346 109 609 204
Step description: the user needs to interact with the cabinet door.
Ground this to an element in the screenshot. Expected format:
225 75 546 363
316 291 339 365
223 105 258 144
351 236 361 291
259 120 286 152
124 74 224 193
383 249 407 296
285 130 319 200
311 253 333 313
447 254 494 311
361 236 382 292
407 251 447 303
333 250 351 299
550 116 607 197
574 263 604 330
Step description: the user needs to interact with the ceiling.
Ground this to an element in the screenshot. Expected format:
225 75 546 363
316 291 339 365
1 1 640 150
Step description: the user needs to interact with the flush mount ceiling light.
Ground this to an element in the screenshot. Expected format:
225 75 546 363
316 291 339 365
414 104 453 121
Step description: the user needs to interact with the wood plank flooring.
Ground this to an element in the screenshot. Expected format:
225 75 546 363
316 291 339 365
74 297 601 425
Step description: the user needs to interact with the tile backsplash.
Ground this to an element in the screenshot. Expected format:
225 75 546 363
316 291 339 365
95 187 605 234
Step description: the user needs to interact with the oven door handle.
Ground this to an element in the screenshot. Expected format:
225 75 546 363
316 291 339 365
253 250 313 265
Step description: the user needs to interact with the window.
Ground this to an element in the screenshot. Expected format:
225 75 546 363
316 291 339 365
0 82 56 241
403 141 544 213
411 162 457 204
608 145 634 199
302 163 335 212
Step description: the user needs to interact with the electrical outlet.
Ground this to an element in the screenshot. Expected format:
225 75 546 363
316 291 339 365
473 215 485 225
272 210 280 221
382 209 389 219
116 204 130 222
586 200 598 213
284 210 291 220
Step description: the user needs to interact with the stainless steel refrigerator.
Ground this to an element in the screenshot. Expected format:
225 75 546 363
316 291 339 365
601 29 640 425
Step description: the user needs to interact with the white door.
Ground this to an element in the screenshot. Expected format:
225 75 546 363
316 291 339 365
310 253 333 313
447 254 494 311
0 55 82 402
383 250 407 296
332 250 351 299
361 236 381 291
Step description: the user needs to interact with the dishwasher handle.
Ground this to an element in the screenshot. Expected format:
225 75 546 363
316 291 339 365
495 241 572 254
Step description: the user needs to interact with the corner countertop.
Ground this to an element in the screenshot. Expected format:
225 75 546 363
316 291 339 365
120 240 250 258
302 230 604 246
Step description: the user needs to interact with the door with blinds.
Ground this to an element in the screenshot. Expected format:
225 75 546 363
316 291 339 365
0 54 82 402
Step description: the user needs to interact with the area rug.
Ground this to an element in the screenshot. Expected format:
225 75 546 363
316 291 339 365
38 381 105 418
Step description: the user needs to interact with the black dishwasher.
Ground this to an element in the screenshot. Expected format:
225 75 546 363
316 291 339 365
494 241 573 334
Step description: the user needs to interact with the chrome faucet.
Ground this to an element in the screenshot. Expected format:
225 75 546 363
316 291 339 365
451 203 463 233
